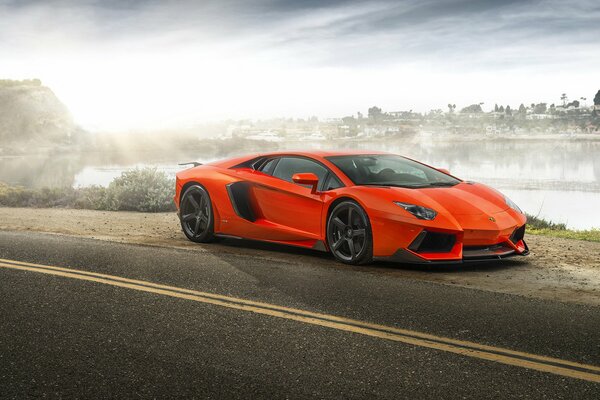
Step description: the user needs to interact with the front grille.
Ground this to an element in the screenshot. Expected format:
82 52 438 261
510 225 526 244
409 231 456 253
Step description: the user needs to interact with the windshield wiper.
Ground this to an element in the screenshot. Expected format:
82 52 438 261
426 182 458 187
360 183 430 188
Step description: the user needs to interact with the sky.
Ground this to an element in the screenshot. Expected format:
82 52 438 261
1 0 599 131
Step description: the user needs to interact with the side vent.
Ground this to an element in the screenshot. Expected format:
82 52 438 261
226 182 256 222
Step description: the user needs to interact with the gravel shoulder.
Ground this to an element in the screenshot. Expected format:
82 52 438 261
1 207 598 306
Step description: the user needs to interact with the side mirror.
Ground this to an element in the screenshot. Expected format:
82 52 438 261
292 172 319 193
438 168 451 175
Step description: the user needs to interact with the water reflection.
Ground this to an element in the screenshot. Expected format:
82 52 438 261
0 153 84 188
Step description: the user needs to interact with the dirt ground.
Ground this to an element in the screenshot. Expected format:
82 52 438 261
1 207 598 306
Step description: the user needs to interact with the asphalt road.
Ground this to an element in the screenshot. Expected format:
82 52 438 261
0 231 598 399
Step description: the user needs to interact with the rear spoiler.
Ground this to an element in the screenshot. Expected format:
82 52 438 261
178 162 203 168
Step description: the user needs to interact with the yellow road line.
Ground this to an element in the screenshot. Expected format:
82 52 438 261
0 258 599 383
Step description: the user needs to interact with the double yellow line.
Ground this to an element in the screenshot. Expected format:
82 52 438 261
1 257 599 383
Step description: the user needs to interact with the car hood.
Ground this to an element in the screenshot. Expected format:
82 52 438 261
387 182 509 216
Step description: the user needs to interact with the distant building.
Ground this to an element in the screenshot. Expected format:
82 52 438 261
526 114 554 120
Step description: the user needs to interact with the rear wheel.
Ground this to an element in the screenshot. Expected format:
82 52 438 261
179 184 217 243
326 201 373 265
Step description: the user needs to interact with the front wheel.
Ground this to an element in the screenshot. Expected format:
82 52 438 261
326 201 373 265
179 184 217 243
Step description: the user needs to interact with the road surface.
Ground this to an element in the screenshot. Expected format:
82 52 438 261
0 231 598 399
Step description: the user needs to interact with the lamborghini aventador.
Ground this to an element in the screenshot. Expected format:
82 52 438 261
174 151 528 265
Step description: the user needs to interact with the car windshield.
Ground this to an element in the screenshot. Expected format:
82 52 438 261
326 154 461 188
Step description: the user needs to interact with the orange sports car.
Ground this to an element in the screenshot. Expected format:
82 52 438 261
174 151 528 265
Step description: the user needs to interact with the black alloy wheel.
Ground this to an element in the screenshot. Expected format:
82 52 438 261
327 201 373 265
180 185 217 243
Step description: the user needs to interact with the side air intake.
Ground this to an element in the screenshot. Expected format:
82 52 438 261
226 182 256 222
510 225 526 244
408 231 456 253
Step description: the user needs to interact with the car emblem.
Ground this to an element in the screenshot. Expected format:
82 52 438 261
488 216 496 222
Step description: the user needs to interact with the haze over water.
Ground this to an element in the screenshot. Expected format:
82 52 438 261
63 136 600 230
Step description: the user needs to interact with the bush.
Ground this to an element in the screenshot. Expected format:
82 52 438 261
525 213 567 230
72 186 109 210
0 182 33 206
104 168 175 212
0 167 176 212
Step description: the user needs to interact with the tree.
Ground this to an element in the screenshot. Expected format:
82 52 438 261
561 93 568 106
368 106 382 121
447 104 456 113
533 103 547 114
498 105 504 113
505 105 512 115
518 104 526 114
342 116 356 125
494 104 499 112
594 90 600 106
460 104 483 113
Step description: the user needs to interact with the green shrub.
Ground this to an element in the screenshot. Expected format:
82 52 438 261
73 186 109 210
0 167 175 212
104 168 175 212
525 213 567 230
0 183 29 206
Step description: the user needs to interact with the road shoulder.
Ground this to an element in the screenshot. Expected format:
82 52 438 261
0 207 598 306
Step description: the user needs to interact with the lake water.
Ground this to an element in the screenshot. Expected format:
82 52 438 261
3 136 599 229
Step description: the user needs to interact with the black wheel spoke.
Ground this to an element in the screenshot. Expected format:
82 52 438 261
332 238 344 250
353 228 365 237
333 217 345 230
193 218 201 234
200 213 209 224
188 195 200 211
182 213 195 222
346 238 355 258
347 207 353 225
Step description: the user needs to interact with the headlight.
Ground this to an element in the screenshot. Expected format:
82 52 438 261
394 201 437 220
504 196 523 214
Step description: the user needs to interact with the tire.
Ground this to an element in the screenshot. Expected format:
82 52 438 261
326 200 373 265
179 184 217 243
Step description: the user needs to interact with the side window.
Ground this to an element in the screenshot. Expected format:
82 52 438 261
323 173 343 191
272 157 328 185
259 158 278 175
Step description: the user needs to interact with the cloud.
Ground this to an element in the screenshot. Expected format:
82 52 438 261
0 0 598 129
2 0 599 68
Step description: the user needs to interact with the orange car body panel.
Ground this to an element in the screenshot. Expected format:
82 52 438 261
175 151 528 263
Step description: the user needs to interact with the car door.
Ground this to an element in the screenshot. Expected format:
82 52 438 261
251 156 329 241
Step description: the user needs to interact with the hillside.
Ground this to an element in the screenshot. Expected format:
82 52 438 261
0 79 81 151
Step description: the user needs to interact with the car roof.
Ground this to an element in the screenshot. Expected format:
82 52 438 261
208 150 391 169
260 149 389 158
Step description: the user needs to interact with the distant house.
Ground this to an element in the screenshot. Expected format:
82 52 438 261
485 125 501 135
526 114 554 120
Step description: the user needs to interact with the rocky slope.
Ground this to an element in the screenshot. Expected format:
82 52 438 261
0 79 80 151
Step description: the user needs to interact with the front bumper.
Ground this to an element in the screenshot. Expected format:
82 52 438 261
382 240 528 264
380 224 529 265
